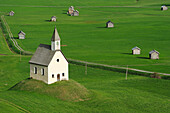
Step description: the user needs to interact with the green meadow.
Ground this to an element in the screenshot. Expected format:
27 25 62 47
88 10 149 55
1 0 170 73
0 55 170 112
0 0 170 112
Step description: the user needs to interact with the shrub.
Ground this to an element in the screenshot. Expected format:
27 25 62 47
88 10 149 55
150 73 161 79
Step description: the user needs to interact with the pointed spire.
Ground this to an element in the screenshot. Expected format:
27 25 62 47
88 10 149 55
51 26 60 41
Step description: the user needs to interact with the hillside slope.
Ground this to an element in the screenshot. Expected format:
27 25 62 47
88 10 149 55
10 79 90 102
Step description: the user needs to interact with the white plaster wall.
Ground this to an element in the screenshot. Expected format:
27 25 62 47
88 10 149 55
56 41 60 50
74 12 79 16
133 49 140 54
30 64 48 84
68 10 74 14
19 34 25 39
51 41 60 51
151 53 159 59
9 13 14 16
48 51 68 84
163 6 168 10
108 23 114 28
51 42 55 51
51 18 56 22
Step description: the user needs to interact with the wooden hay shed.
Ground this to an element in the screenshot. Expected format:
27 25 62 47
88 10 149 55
9 11 14 16
18 31 26 39
106 21 114 28
161 5 168 10
72 10 79 16
149 50 159 59
68 6 74 14
132 46 141 55
69 6 74 11
51 16 56 22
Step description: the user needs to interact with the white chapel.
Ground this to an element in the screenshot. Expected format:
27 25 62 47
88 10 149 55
29 27 69 84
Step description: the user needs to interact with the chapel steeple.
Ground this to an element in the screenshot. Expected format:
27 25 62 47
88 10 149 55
51 27 60 51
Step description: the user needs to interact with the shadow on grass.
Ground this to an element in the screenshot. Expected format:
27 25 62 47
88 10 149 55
8 77 31 90
96 27 106 28
137 57 149 59
121 53 132 55
45 20 51 22
13 37 18 39
151 4 170 6
62 10 68 14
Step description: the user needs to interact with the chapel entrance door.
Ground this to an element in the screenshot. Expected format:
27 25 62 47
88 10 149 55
57 74 60 81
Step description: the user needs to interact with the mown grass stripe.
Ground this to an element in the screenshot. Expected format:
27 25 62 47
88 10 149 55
0 98 30 113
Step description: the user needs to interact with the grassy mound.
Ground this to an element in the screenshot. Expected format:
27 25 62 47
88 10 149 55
10 79 90 102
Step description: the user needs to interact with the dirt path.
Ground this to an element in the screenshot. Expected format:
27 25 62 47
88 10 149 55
68 58 170 76
1 15 32 55
1 15 24 51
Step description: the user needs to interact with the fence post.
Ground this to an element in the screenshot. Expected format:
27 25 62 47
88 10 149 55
126 65 128 80
85 63 87 75
20 50 21 61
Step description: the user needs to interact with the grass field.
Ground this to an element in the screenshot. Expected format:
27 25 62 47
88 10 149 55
0 0 170 112
0 0 169 6
0 101 23 113
0 36 169 112
0 55 170 112
0 22 13 55
11 79 91 102
1 0 170 73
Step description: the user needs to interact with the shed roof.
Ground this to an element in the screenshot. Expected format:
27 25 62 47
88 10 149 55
51 16 56 18
10 11 14 13
106 21 114 24
18 31 26 35
161 5 167 7
132 46 141 50
51 27 60 41
149 50 160 54
69 6 74 10
74 10 79 13
29 44 68 66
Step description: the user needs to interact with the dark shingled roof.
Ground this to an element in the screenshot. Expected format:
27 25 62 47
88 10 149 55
51 27 60 41
106 21 114 24
29 44 55 66
9 11 14 13
149 50 160 54
51 16 56 18
132 46 141 50
18 31 26 35
29 44 68 66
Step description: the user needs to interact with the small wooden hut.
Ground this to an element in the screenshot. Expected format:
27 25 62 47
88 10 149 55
67 6 74 14
9 11 14 16
161 5 168 11
69 6 74 11
106 21 114 28
132 46 141 55
18 31 26 39
149 50 159 59
71 10 79 16
51 16 56 22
